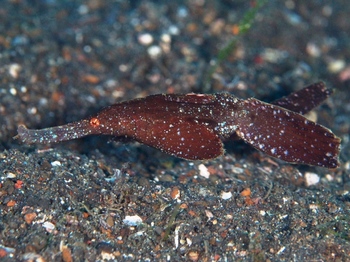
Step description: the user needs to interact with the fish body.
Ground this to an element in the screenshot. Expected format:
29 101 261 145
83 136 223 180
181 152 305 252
17 82 341 168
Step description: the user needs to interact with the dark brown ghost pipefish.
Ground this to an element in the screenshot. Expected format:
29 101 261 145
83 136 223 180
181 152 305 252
16 82 341 168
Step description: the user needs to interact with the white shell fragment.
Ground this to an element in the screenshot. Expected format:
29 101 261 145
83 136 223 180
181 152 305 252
51 161 62 167
304 172 320 186
123 215 143 226
198 164 210 179
221 191 233 200
42 221 56 233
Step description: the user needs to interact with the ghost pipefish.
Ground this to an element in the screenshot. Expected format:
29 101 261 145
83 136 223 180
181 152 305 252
16 82 341 168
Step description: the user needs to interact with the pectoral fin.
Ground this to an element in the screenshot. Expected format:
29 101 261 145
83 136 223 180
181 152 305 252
134 119 224 160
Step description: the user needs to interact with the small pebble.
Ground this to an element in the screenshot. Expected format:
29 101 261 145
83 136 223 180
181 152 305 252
198 164 210 179
6 172 16 179
77 4 89 15
261 48 288 63
205 210 214 219
147 45 162 59
240 188 251 197
170 186 181 200
325 174 334 182
188 250 200 261
168 25 180 35
138 33 154 45
306 42 321 57
22 253 45 262
231 166 244 174
24 213 37 224
304 172 320 186
8 63 21 78
328 59 345 73
96 242 114 253
9 87 17 96
60 242 73 262
6 200 16 207
106 215 114 227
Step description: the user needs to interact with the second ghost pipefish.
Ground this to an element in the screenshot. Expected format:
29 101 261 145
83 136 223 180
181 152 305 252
16 82 341 168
